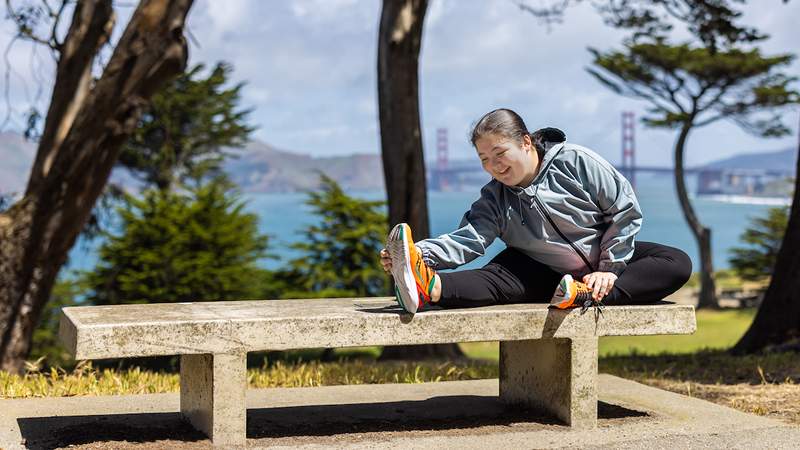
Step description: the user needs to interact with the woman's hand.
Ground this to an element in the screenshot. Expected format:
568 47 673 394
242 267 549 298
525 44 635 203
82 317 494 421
582 271 617 301
380 248 392 273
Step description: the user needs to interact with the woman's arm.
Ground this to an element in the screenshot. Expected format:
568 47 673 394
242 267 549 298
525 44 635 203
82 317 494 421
578 152 643 275
415 182 506 270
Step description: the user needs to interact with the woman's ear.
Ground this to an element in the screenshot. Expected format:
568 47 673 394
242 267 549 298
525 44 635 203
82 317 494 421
521 134 533 152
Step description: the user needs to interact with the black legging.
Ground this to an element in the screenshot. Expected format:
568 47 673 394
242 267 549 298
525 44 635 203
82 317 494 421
436 241 692 308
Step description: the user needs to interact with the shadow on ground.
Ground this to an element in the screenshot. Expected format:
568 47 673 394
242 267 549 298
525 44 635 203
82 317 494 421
19 396 646 449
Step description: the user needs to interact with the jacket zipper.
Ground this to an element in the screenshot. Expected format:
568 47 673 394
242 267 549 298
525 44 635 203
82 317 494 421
532 195 596 273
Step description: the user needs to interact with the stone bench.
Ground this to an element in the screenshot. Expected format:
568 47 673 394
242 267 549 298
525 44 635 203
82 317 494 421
59 298 696 447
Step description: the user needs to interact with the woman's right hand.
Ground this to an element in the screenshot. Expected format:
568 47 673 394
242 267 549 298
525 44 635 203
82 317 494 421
380 248 392 273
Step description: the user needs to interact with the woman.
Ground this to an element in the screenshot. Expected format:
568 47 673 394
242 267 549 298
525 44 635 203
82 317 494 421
381 108 691 314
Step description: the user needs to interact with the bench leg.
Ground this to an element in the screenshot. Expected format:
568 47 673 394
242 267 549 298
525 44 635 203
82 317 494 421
180 353 247 447
499 337 598 429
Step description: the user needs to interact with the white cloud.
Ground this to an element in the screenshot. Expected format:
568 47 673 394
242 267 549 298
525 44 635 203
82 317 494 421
1 0 797 167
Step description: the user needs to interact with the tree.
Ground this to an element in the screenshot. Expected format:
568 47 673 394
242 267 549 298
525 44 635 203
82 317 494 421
377 0 463 360
84 178 269 305
82 61 254 241
588 40 799 308
518 0 764 53
118 62 254 192
275 174 389 299
734 116 800 353
0 0 194 372
729 206 789 282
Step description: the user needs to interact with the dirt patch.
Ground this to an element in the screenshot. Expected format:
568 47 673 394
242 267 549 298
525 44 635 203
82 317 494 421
640 378 800 425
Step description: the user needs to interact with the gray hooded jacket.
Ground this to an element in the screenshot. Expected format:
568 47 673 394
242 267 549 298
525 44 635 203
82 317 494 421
416 140 642 277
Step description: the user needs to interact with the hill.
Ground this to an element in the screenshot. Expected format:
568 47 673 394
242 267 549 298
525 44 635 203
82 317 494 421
701 147 796 173
224 140 384 193
0 132 384 194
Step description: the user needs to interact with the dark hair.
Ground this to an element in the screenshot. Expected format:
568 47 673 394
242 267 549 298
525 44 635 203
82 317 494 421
470 108 565 154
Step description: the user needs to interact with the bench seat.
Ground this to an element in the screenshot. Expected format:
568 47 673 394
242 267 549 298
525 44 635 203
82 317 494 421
60 298 696 447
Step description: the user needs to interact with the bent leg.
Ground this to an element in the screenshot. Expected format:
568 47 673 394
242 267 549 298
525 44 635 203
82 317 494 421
437 247 562 309
605 242 692 305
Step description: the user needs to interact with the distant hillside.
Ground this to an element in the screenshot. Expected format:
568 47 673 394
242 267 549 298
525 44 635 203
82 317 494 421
224 140 384 193
0 132 384 194
701 147 796 173
3 130 792 194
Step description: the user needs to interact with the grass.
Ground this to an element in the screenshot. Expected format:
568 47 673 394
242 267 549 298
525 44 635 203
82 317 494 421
459 308 758 360
0 359 497 399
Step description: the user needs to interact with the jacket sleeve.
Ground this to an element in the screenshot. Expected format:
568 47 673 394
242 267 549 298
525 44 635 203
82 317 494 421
415 183 505 270
580 155 643 275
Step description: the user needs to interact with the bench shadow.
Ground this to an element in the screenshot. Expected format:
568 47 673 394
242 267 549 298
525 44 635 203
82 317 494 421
17 412 206 450
18 397 647 447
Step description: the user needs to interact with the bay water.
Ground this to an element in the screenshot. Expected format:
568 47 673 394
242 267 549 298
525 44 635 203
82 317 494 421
63 173 781 276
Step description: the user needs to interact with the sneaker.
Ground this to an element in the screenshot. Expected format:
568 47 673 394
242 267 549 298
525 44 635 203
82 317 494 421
549 274 594 309
387 223 437 313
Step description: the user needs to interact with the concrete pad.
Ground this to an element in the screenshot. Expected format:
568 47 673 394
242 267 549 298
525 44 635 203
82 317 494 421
60 299 696 358
2 375 797 449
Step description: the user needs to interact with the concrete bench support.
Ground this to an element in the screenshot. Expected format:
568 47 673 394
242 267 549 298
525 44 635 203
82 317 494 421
499 337 598 429
180 352 246 447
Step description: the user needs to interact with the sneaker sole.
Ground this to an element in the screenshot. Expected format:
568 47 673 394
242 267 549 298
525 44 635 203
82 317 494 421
549 274 575 309
388 223 419 314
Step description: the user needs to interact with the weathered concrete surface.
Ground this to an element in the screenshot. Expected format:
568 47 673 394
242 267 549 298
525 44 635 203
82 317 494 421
59 299 696 358
500 338 598 428
2 376 797 449
180 353 246 447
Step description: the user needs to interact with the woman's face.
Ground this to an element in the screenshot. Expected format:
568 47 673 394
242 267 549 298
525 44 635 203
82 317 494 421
475 133 536 187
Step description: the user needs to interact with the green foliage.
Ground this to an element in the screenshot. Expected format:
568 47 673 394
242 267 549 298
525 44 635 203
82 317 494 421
587 40 799 135
596 0 765 52
84 178 270 305
117 62 254 192
28 278 83 368
729 206 789 281
274 174 389 299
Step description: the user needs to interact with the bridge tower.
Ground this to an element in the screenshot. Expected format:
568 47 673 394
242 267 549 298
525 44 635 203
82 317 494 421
621 111 636 189
436 128 448 190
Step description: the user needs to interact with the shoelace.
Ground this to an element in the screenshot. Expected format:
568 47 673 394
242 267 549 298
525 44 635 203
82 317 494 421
579 294 605 320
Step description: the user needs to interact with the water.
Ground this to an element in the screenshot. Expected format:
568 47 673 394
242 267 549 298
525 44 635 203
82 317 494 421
63 174 779 276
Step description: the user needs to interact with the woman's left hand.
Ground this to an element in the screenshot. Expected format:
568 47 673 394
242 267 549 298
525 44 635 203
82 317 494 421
582 271 618 301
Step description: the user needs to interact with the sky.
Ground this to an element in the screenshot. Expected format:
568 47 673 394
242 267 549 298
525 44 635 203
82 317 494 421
1 0 799 168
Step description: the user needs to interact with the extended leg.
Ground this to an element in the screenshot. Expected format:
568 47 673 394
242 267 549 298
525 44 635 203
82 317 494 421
499 337 598 428
180 352 247 446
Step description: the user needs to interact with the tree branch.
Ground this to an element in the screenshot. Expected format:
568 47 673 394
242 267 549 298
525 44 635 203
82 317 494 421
26 0 115 193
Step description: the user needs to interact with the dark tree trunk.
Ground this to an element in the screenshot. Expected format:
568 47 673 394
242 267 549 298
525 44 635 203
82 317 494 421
674 122 718 309
733 115 800 353
376 0 463 361
0 0 194 373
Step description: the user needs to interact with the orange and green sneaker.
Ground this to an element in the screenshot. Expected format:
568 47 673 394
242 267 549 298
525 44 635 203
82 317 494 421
549 274 595 310
387 223 437 314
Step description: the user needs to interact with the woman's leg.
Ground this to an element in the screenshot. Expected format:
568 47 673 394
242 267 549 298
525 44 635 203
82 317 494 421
435 247 563 309
604 242 692 305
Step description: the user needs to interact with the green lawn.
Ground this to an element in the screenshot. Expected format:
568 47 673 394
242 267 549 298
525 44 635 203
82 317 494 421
458 308 757 361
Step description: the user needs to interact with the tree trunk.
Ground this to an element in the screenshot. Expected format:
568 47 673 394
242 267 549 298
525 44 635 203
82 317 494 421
732 115 800 353
376 0 463 360
673 122 718 309
0 0 194 373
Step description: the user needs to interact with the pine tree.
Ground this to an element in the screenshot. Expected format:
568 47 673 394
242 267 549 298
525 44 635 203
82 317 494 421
588 40 799 308
275 174 389 299
729 206 789 282
85 178 269 305
118 62 254 192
